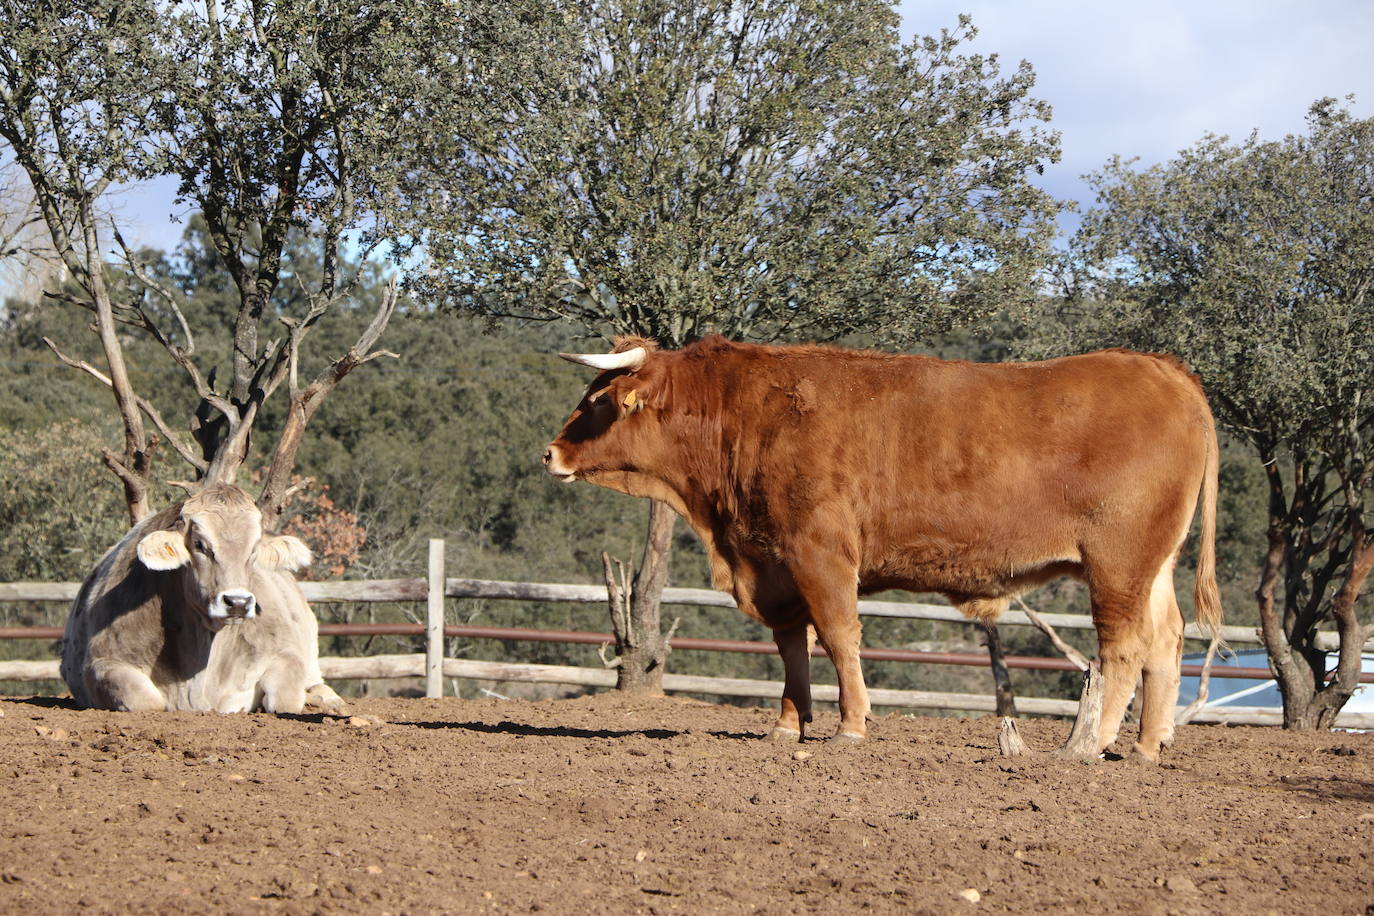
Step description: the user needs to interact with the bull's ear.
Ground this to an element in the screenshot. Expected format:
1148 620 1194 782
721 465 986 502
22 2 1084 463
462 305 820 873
257 535 313 572
137 530 190 571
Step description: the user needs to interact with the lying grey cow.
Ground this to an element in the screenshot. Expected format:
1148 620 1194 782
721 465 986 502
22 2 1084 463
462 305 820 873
61 483 347 714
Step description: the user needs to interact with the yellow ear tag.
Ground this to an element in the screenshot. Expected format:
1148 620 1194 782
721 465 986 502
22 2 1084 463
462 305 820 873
622 388 638 410
164 544 177 558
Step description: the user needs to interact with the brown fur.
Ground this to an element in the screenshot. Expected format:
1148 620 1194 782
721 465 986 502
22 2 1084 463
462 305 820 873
546 336 1223 756
60 484 344 714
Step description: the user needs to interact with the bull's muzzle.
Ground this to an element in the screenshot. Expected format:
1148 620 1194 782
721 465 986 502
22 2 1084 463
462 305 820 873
211 589 257 620
542 445 576 482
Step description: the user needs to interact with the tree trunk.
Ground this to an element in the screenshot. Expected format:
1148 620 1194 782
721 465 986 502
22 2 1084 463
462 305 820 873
997 717 1027 756
1059 662 1104 759
981 622 1018 717
1259 482 1374 730
1314 537 1374 729
1254 470 1320 729
604 499 677 695
80 199 154 522
1275 645 1321 729
1284 699 1326 730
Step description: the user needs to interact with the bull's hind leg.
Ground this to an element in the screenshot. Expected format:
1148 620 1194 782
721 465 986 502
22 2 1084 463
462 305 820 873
770 623 815 741
1135 558 1185 760
1088 584 1152 756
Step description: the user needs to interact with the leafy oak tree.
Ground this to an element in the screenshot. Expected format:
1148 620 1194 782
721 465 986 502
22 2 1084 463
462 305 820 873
419 0 1062 691
0 0 549 525
1070 98 1374 729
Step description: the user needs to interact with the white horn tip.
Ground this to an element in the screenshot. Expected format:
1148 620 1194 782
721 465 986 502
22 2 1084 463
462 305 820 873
557 347 647 371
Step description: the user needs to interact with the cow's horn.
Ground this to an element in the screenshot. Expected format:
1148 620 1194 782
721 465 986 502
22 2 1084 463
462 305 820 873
557 347 648 371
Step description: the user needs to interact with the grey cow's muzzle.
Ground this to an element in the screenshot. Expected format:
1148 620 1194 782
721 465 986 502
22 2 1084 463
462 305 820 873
210 589 257 620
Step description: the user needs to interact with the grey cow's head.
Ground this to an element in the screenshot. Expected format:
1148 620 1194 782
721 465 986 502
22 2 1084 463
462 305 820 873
135 484 312 623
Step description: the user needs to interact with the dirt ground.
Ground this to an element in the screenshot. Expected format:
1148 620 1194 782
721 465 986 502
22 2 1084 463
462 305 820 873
1 693 1372 915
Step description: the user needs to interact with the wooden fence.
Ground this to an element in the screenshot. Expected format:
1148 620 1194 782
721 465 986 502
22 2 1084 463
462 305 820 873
3 539 1373 728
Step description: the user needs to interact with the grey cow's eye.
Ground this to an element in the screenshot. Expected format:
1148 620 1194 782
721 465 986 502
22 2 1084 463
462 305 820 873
194 539 212 557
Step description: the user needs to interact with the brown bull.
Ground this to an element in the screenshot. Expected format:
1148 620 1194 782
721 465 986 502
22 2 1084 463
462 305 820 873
544 336 1222 759
61 484 346 714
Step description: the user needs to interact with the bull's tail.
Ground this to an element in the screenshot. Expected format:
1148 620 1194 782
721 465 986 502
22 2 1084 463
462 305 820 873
1193 410 1223 638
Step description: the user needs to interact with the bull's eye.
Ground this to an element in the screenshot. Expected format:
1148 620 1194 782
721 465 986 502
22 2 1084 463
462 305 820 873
194 538 212 558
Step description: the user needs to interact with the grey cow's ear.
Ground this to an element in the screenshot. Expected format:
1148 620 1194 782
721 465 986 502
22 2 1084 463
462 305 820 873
257 535 313 572
138 529 191 571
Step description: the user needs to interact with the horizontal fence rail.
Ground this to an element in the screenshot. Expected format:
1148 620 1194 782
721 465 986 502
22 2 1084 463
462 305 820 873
9 619 1363 684
4 541 1372 729
5 653 1368 730
0 576 1310 647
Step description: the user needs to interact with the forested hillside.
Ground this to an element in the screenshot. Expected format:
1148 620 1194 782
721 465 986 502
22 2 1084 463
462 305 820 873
0 222 1270 702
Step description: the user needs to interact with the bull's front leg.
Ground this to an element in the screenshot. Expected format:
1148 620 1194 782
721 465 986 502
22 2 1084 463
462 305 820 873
791 553 870 742
770 623 815 741
811 611 869 742
302 633 350 715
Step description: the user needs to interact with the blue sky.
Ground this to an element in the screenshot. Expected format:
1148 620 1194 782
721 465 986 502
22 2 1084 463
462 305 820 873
109 1 1374 253
899 0 1374 230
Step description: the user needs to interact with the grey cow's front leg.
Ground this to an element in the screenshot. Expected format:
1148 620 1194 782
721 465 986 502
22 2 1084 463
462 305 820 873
258 656 308 714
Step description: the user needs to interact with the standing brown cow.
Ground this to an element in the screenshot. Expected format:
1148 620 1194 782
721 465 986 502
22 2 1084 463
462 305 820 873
544 336 1222 759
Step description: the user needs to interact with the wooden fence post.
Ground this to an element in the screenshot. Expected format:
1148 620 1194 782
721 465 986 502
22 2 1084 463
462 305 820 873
426 539 444 698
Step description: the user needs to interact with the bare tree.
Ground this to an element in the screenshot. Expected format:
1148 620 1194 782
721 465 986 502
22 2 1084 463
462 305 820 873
0 0 541 525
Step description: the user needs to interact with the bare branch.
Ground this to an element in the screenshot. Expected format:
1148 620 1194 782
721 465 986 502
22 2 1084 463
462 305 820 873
1016 597 1090 671
108 229 240 430
100 446 153 503
357 348 402 365
40 288 98 313
203 399 256 484
43 336 209 474
112 226 197 358
281 475 316 504
1175 636 1220 725
596 642 623 669
255 279 402 527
